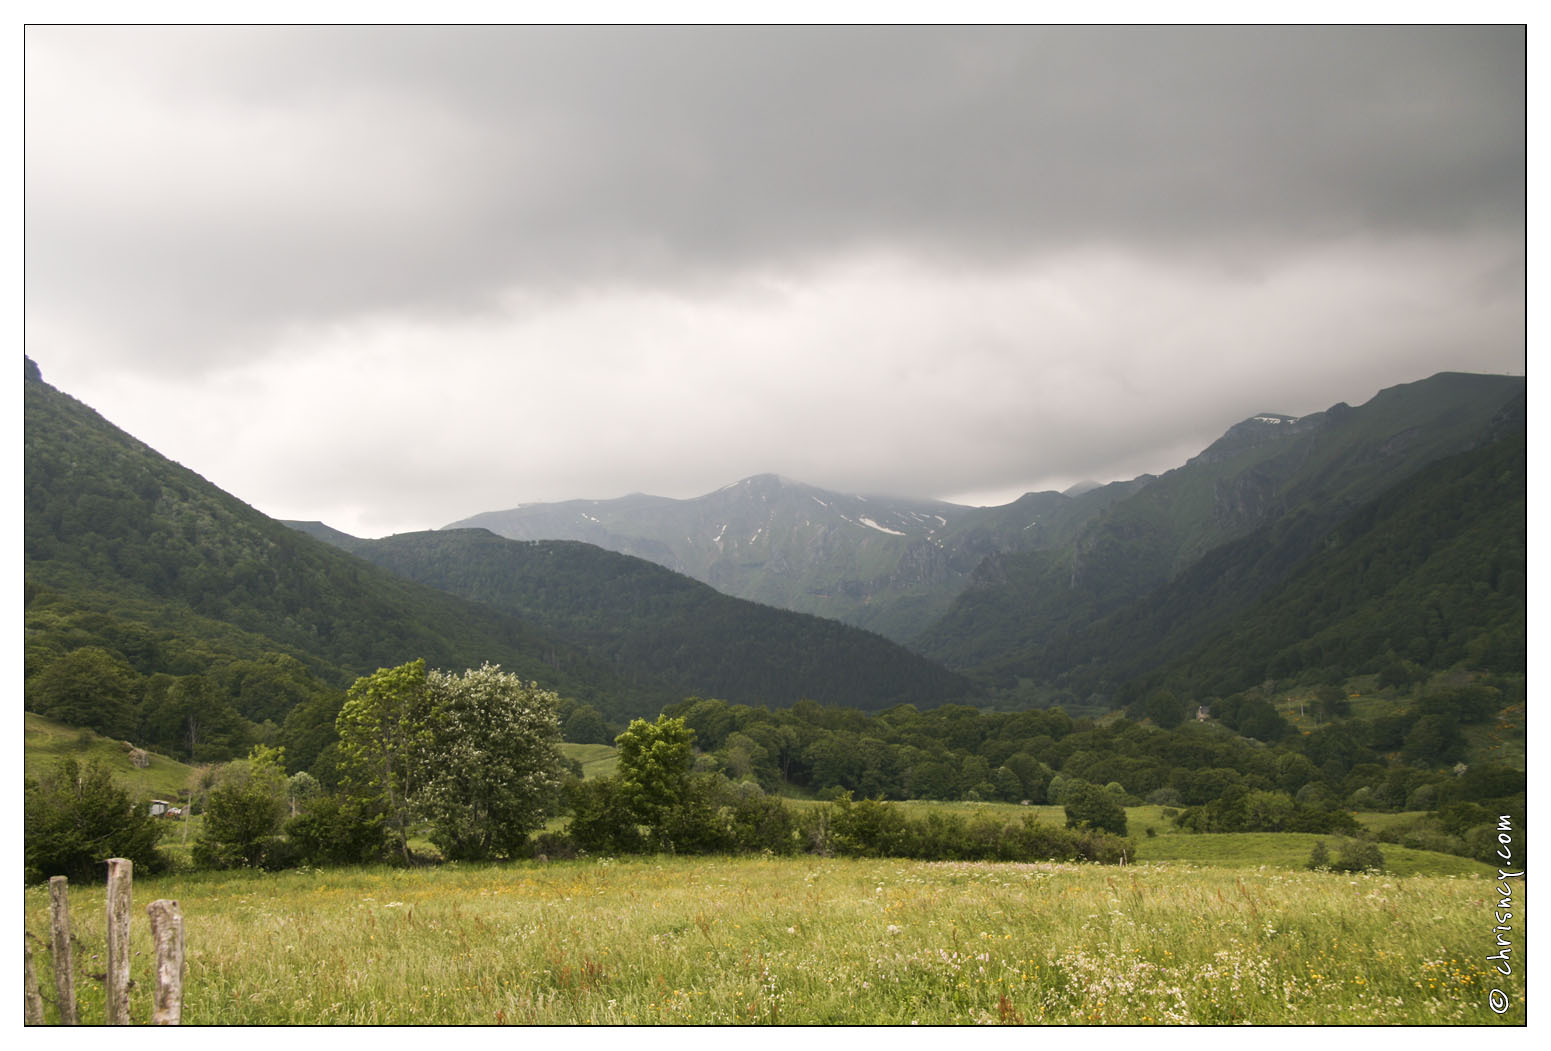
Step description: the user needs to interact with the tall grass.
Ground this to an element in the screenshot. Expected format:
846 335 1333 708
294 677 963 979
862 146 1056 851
24 856 1521 1025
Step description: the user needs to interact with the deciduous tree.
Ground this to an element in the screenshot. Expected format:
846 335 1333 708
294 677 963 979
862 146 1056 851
1062 778 1128 837
416 663 567 861
562 704 611 745
615 715 696 849
335 660 430 864
193 745 289 868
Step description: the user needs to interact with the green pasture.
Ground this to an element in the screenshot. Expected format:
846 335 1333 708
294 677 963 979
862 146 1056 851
24 854 1522 1026
559 742 620 779
24 712 194 802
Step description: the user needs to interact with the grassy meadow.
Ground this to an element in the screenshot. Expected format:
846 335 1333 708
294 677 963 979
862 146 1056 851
24 712 194 802
26 718 1520 1026
25 854 1521 1026
560 741 621 780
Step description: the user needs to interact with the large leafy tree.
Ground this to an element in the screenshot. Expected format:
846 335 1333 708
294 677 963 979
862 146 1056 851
417 664 567 861
335 660 431 864
614 715 696 849
1062 779 1129 837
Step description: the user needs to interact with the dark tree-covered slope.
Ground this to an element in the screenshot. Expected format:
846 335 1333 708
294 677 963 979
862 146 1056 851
24 359 675 725
914 372 1525 695
288 525 981 711
1131 424 1525 702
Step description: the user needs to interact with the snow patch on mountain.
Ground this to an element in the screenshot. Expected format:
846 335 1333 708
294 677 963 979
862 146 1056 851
858 516 907 536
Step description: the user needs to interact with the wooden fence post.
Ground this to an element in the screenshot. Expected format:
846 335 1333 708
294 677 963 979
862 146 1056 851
49 876 77 1025
146 900 185 1025
24 934 44 1025
105 858 132 1025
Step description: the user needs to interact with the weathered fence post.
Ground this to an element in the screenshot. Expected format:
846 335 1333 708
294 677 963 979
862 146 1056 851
49 875 77 1024
146 900 185 1025
105 858 133 1025
24 935 44 1024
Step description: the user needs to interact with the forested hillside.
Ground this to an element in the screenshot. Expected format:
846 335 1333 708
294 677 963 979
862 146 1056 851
287 525 979 711
1129 423 1525 704
914 372 1525 703
23 358 678 768
647 689 1523 865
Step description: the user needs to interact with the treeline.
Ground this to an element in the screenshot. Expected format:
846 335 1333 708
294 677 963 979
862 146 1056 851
24 701 1130 885
26 620 1522 859
643 687 1522 864
656 689 1521 812
565 776 1130 865
321 707 1126 867
27 659 1525 885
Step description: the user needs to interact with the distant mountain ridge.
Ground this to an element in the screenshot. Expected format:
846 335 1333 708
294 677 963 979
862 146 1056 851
915 371 1525 697
448 371 1524 704
447 472 1144 641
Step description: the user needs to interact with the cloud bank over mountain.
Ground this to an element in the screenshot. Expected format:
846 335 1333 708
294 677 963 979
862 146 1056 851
25 27 1524 536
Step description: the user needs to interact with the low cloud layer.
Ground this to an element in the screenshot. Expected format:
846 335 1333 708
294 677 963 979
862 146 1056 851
25 27 1525 536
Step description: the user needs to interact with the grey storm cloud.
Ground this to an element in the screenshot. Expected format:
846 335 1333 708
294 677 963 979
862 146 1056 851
27 26 1523 365
23 26 1526 537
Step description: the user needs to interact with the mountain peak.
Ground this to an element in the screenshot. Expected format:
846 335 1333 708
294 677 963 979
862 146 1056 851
719 473 809 503
740 472 798 488
1187 411 1326 468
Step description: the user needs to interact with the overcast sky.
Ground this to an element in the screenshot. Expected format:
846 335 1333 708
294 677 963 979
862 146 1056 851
25 26 1525 537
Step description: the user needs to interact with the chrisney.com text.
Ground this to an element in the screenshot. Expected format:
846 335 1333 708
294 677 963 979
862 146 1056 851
1486 814 1523 1016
